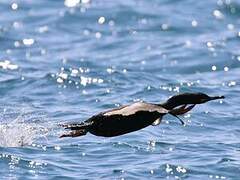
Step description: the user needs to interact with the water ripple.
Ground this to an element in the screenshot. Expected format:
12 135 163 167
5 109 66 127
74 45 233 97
0 0 239 179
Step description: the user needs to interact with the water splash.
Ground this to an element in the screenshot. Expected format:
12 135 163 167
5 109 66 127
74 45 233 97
0 123 47 147
0 106 49 147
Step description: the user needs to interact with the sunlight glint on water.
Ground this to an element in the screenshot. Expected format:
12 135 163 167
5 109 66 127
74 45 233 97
0 0 239 179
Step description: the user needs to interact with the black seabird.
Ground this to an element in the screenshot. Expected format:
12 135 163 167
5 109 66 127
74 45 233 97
60 92 224 138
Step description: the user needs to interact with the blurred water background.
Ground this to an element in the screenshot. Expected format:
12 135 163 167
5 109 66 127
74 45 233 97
0 0 240 179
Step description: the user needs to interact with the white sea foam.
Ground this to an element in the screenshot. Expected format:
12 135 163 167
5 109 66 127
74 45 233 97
0 123 42 147
0 107 49 147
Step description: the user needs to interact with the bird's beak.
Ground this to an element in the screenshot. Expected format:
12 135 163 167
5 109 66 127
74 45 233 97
209 95 225 100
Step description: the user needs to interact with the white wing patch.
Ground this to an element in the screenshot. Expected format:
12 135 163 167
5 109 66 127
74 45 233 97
104 102 168 116
152 118 162 126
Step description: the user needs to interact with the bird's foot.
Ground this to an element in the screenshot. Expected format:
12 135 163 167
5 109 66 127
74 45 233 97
60 129 87 138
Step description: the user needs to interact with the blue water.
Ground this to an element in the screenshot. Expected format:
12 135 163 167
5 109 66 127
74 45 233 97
0 0 239 179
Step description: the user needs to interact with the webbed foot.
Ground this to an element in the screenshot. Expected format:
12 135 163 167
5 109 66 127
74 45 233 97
60 129 87 138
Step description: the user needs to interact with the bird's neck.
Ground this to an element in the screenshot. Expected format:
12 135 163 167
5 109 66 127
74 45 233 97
159 100 183 110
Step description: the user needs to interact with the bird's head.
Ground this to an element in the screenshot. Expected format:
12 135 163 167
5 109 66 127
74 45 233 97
187 92 225 104
162 92 225 110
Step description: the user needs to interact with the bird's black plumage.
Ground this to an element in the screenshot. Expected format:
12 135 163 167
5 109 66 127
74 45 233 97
60 92 225 138
61 102 168 137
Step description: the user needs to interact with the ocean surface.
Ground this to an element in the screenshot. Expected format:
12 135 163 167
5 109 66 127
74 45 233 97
0 0 239 179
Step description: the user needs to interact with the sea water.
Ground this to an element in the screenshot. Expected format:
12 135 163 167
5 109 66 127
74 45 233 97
0 0 239 179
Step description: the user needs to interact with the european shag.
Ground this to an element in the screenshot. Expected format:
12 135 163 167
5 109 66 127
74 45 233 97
60 92 224 138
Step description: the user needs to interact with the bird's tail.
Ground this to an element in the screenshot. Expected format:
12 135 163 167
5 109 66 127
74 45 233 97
59 122 92 138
